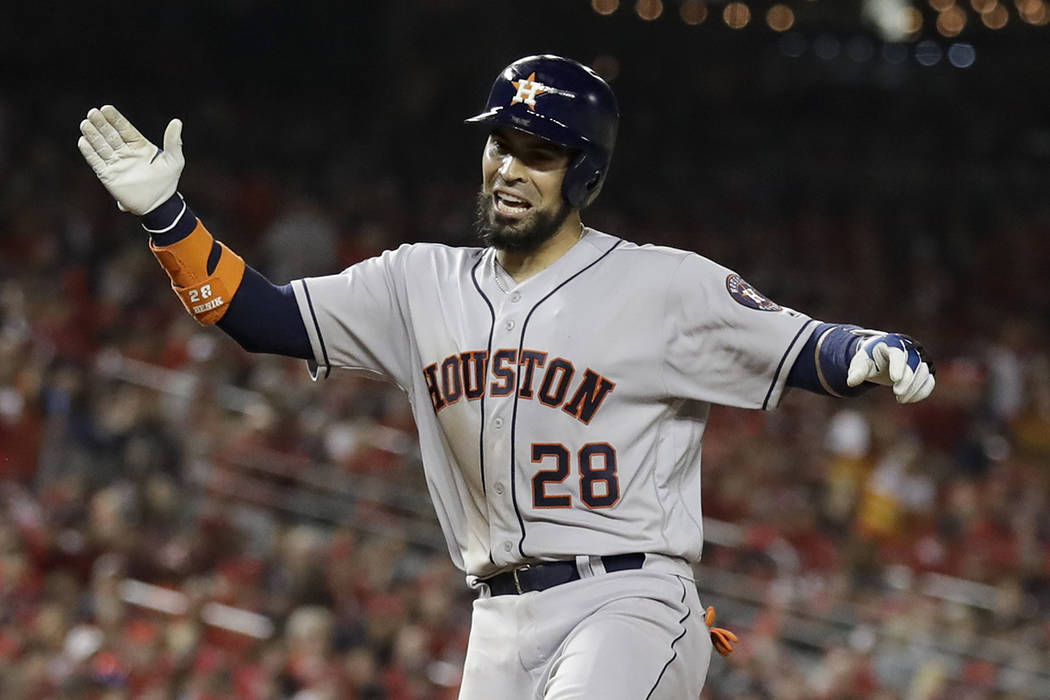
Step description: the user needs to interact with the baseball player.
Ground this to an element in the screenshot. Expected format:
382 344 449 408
77 55 935 698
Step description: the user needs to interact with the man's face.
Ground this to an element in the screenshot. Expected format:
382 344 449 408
474 127 574 252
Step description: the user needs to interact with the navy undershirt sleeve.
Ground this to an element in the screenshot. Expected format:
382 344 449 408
142 194 312 359
787 322 871 397
216 266 313 359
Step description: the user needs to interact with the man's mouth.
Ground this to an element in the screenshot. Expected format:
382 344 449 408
493 191 533 218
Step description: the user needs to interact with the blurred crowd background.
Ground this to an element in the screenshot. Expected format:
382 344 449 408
2 0 1050 698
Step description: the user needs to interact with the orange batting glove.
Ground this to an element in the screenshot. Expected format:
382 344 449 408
704 606 738 656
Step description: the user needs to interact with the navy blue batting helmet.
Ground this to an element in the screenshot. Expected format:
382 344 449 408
466 55 619 210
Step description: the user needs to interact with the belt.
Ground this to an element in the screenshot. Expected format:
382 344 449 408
482 553 646 596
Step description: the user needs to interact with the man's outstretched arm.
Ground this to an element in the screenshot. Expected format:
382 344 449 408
78 105 311 358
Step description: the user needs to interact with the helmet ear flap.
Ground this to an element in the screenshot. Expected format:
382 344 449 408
563 150 607 210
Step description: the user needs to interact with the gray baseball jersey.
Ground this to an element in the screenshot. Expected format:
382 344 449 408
291 228 816 580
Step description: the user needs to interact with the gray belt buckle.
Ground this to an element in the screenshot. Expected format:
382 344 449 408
512 564 532 594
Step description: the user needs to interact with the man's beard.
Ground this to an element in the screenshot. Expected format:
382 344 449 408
473 189 571 253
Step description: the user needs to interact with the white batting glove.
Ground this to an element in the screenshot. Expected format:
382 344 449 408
846 330 936 404
77 105 185 216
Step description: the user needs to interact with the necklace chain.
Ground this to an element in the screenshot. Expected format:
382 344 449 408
492 254 510 294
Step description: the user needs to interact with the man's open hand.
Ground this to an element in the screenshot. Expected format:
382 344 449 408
78 105 184 216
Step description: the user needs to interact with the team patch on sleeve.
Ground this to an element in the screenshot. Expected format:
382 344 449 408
725 274 782 312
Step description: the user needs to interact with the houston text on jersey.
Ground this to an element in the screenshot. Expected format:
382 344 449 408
422 349 615 424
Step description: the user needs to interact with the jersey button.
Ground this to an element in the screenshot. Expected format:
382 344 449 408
493 417 504 429
503 541 513 552
504 320 515 331
494 482 505 495
510 292 521 303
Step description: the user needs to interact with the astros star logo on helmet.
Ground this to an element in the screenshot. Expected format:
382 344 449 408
511 72 547 110
510 72 576 111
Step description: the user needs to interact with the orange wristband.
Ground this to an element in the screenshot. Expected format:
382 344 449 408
149 220 246 325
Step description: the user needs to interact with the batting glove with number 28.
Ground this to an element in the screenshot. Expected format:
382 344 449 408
846 330 936 404
78 105 184 216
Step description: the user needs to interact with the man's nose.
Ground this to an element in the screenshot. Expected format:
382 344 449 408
498 154 527 183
